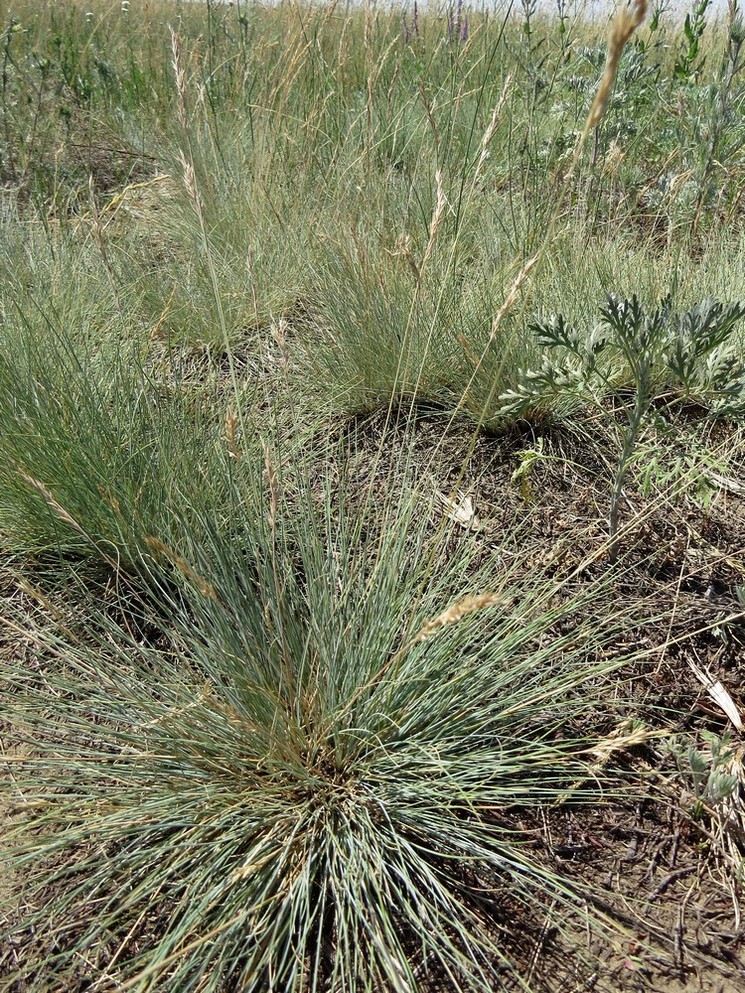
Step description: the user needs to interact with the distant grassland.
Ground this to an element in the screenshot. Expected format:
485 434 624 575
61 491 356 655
2 0 745 421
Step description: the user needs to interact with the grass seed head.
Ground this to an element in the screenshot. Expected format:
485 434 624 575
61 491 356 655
416 591 504 642
224 408 240 461
588 0 649 131
170 27 189 133
420 168 447 278
475 73 512 181
144 536 217 600
19 473 85 535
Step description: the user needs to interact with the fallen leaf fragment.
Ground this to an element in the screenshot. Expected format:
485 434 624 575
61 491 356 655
690 662 743 732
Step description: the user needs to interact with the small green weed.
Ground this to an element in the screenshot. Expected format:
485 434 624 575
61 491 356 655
499 294 745 553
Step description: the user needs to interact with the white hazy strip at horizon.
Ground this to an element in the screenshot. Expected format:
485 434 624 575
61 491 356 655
194 0 736 15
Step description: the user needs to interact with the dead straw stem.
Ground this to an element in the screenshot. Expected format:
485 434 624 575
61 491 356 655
570 0 649 177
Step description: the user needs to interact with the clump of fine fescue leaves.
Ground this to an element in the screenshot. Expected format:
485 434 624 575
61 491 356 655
499 294 745 554
0 335 230 561
0 271 265 565
3 477 651 992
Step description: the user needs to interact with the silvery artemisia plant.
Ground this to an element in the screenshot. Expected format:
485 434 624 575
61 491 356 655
500 293 745 419
499 294 745 555
665 298 745 412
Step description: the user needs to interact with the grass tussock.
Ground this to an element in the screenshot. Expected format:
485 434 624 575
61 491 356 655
4 479 661 991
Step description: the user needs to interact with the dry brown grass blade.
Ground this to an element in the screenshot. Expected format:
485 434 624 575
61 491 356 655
436 489 480 530
689 662 744 732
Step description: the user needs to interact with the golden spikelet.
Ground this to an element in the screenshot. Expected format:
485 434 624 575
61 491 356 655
420 169 447 278
474 74 512 182
20 473 84 535
488 254 540 342
144 536 217 600
555 719 657 807
393 232 421 284
571 0 649 174
262 443 280 530
177 150 203 211
170 28 189 133
97 485 122 519
588 721 656 765
149 286 177 342
415 592 503 642
419 80 440 155
588 0 649 131
224 408 241 461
